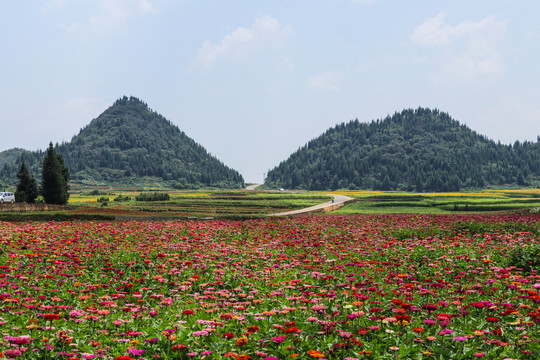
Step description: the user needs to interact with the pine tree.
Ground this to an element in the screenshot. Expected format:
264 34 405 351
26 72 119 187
41 143 70 204
15 162 38 203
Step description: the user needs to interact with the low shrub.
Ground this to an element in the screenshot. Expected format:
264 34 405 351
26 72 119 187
113 195 131 202
135 192 170 201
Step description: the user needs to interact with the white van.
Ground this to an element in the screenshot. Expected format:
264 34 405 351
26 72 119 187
0 192 15 203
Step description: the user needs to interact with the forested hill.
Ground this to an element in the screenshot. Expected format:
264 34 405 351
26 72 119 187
0 96 244 188
265 108 540 192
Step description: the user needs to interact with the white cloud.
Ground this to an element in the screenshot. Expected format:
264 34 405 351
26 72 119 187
195 16 291 67
411 13 507 81
42 97 109 139
478 94 540 143
412 13 505 47
42 0 70 13
308 70 344 92
137 0 156 14
274 57 295 72
89 0 156 32
59 21 80 33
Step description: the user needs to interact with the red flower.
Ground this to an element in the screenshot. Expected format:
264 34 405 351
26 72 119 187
182 309 194 315
285 327 300 333
486 316 499 323
43 314 61 321
395 314 410 322
246 326 259 333
222 332 235 339
422 304 438 312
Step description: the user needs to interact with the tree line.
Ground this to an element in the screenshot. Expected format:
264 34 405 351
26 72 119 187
265 108 540 192
15 143 70 204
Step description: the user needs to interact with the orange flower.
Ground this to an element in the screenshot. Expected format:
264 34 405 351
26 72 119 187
307 350 325 358
234 355 251 360
235 337 248 346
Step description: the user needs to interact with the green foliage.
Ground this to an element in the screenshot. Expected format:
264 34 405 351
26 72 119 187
385 227 449 240
506 243 540 274
0 96 244 189
41 142 70 204
113 194 131 202
97 197 110 202
265 107 540 191
85 190 109 196
15 162 38 203
453 220 540 234
135 192 170 201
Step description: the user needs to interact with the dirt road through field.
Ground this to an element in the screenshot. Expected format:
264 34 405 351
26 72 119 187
269 194 354 216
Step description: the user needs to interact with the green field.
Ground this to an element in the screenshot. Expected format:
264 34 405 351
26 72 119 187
67 190 332 219
2 188 539 221
332 189 540 214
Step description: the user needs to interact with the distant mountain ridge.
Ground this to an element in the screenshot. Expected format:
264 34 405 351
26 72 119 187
264 108 540 191
0 96 244 188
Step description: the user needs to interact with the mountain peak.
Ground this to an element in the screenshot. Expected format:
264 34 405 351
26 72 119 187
0 97 244 188
265 108 539 191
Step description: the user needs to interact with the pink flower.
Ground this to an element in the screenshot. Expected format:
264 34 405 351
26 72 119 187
4 349 23 357
128 348 145 356
271 335 287 344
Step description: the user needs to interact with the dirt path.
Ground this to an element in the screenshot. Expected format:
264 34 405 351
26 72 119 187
246 184 261 191
269 193 354 217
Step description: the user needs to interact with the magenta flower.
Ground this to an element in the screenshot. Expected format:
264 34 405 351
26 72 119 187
271 335 287 344
4 349 23 357
128 347 145 356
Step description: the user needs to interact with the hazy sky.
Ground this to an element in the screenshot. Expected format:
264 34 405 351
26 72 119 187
2 1 539 183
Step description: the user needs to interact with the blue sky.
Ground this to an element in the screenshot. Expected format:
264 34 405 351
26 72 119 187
1 1 539 183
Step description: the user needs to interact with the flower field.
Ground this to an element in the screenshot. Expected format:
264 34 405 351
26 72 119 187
0 213 539 359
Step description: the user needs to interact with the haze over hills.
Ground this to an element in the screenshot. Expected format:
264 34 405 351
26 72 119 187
0 96 244 189
264 108 540 192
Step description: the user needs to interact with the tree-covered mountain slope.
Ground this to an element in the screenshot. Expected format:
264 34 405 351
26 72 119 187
264 108 540 192
0 96 244 188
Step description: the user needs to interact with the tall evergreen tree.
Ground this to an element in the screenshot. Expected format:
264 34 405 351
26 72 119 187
15 162 38 203
41 143 70 204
